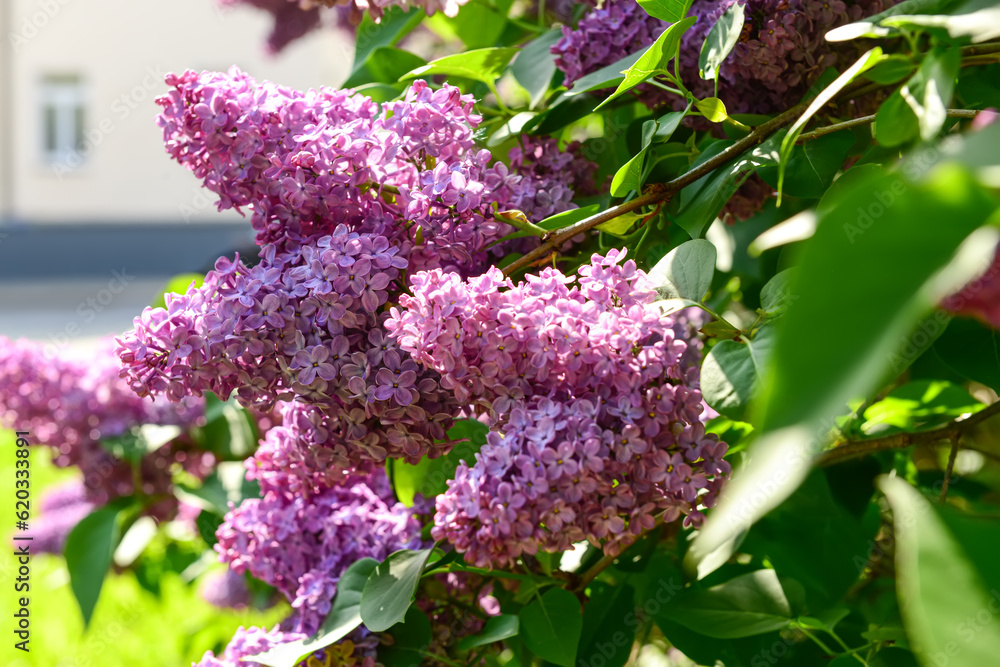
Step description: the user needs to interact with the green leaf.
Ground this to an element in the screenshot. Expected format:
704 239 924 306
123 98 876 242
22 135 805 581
458 615 520 650
248 558 379 667
825 0 967 41
688 165 999 576
379 608 432 667
658 570 796 639
611 150 648 197
344 47 426 87
742 470 871 609
699 2 745 81
933 317 1000 392
196 391 257 460
862 379 983 434
881 4 1000 44
352 8 424 76
778 48 883 203
875 88 920 147
597 17 697 110
654 108 688 142
360 547 435 632
519 588 582 667
65 502 129 626
151 273 203 308
565 52 645 96
647 239 717 302
759 269 796 315
512 30 562 109
637 0 692 23
390 419 487 505
701 322 777 421
402 47 518 91
597 210 644 237
880 476 1000 667
425 0 509 49
695 97 729 123
864 54 916 84
758 130 855 199
900 48 961 141
175 461 259 515
577 582 637 667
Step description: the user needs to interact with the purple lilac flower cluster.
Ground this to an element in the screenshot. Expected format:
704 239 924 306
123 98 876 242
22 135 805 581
118 70 596 468
507 138 601 221
554 0 899 115
215 463 421 634
199 569 254 610
0 338 208 507
387 250 729 566
196 624 377 667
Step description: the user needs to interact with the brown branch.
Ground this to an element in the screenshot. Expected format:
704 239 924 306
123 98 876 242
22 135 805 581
500 103 809 276
796 108 981 142
940 435 960 501
816 401 1000 468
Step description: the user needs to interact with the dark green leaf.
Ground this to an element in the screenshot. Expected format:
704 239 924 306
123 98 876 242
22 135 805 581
379 608 432 667
701 322 777 421
881 476 1000 667
344 47 426 87
361 548 435 632
778 48 883 201
611 149 647 197
758 130 855 199
458 615 520 650
352 8 424 76
658 570 796 639
519 588 583 667
578 583 637 667
647 239 717 301
699 2 745 81
864 54 916 84
65 502 129 626
901 48 961 141
175 461 259 515
249 558 379 667
512 30 562 109
933 317 1000 392
565 52 644 96
875 88 919 147
425 0 509 49
759 269 796 315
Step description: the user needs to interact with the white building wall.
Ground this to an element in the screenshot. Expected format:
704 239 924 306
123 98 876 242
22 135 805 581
2 0 352 224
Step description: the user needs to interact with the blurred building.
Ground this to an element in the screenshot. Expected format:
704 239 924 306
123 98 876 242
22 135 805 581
0 0 350 225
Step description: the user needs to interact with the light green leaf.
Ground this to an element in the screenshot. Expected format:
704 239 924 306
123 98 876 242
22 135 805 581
699 2 745 81
360 548 435 632
402 47 518 90
457 615 520 650
695 97 729 123
880 476 1000 667
344 47 426 88
637 0 693 23
597 210 644 236
861 380 983 434
611 150 648 197
875 88 920 147
597 17 697 110
778 48 884 203
512 30 562 109
647 239 717 302
247 558 379 667
519 588 582 667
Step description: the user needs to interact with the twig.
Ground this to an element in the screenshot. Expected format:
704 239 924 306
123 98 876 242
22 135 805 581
796 109 980 142
816 401 1000 467
940 435 960 502
500 102 809 276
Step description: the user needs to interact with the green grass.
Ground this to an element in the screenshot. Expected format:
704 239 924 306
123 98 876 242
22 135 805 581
1 430 286 666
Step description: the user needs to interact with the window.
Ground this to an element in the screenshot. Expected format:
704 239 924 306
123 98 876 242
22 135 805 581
40 74 85 164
